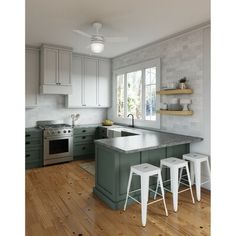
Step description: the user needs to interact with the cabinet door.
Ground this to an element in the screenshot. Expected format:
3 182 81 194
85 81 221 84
43 48 58 85
83 57 98 107
58 50 71 85
98 60 111 107
66 55 83 107
26 48 39 107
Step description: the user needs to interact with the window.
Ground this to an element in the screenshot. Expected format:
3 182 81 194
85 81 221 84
127 70 142 119
145 67 156 120
117 74 124 118
115 58 160 124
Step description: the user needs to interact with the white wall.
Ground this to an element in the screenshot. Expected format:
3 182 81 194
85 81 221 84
109 24 211 189
25 94 107 127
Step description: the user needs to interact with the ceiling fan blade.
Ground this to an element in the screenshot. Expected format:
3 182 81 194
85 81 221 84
105 37 128 43
73 30 91 38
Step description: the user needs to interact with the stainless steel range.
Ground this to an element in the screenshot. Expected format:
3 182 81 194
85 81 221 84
37 120 73 166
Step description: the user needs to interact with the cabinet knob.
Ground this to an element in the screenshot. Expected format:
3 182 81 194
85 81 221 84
26 141 30 145
82 104 86 106
26 134 31 137
26 154 30 158
82 136 86 139
82 147 86 150
98 104 101 106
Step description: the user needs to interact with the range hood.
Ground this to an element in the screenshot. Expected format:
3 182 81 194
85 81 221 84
40 84 72 95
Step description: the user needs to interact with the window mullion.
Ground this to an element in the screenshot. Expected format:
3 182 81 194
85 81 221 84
142 68 145 120
124 73 127 118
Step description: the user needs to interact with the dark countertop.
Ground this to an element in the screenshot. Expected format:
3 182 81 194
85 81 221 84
94 126 202 153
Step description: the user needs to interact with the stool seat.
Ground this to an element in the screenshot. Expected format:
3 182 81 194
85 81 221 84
131 163 160 176
157 157 195 212
182 153 211 201
183 153 208 162
124 163 168 227
161 157 187 168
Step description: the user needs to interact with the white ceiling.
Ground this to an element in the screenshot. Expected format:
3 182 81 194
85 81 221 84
26 0 210 58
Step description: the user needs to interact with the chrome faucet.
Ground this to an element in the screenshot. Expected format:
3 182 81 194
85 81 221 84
127 114 134 128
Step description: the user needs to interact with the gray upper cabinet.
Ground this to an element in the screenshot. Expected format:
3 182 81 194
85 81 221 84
98 59 111 107
26 47 39 108
40 44 72 95
66 55 83 107
84 57 98 107
66 54 111 108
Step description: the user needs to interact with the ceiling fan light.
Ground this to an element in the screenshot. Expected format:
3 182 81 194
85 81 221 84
90 41 104 53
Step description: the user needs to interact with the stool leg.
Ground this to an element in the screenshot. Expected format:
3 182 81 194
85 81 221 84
141 175 149 227
190 161 195 185
171 167 179 212
186 165 195 204
154 175 159 200
159 174 168 216
206 160 211 182
179 167 183 188
124 170 133 211
194 162 201 201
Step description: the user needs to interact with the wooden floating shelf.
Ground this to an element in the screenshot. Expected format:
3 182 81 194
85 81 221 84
158 110 193 116
157 89 193 95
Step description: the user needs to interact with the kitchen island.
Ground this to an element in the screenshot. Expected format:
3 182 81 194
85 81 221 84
93 127 202 210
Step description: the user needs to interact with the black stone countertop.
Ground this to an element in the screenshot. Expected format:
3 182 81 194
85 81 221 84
94 125 203 154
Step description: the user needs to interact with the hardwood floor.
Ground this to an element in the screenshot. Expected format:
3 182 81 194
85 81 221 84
26 160 210 236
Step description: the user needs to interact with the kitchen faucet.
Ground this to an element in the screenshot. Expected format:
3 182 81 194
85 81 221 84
127 114 134 128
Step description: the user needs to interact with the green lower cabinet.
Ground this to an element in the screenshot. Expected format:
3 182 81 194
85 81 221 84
73 126 97 160
26 148 43 169
93 143 190 210
25 128 43 170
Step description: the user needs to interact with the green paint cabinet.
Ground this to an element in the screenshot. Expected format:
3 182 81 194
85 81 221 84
93 143 190 210
25 128 43 169
97 126 108 139
73 126 97 160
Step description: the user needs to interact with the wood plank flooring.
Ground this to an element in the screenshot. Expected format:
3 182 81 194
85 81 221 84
26 160 210 236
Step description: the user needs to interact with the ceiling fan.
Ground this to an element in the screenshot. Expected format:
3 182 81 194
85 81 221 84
73 22 128 54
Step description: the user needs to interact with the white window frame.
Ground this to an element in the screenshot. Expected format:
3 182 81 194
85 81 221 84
112 58 161 129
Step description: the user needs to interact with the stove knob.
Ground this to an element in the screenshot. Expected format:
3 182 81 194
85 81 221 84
58 131 60 134
63 130 66 133
68 130 71 133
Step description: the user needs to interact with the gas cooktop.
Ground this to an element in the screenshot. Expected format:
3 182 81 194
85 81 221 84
37 120 71 129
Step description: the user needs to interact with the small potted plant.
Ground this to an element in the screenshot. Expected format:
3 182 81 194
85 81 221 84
179 77 187 89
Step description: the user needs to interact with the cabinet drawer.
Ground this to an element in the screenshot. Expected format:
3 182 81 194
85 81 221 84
25 149 42 163
25 130 42 140
26 161 43 169
74 135 95 144
25 139 42 149
74 127 97 135
98 127 107 138
74 143 95 156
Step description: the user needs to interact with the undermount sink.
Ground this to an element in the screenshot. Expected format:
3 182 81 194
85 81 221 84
107 126 139 138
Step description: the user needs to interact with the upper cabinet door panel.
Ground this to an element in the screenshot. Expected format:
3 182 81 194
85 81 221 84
43 48 58 84
26 49 39 107
84 57 98 106
58 50 72 85
98 60 111 107
67 55 83 107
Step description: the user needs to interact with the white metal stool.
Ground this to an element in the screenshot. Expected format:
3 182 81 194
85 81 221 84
182 153 211 201
124 163 168 227
155 157 195 212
